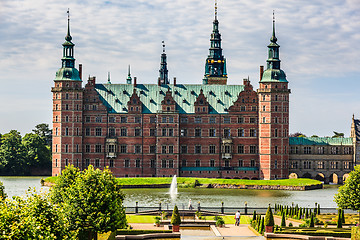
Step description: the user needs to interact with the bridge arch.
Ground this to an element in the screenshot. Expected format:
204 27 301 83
343 173 350 183
329 173 338 184
289 173 298 179
315 173 325 182
302 173 312 179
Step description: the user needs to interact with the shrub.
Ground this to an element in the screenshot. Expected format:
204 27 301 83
289 222 293 227
216 217 225 227
310 213 315 227
171 205 181 225
252 211 256 221
281 212 286 227
264 205 274 227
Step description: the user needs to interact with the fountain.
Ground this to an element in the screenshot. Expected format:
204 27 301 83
169 175 178 199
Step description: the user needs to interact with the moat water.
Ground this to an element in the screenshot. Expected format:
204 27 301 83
0 176 340 209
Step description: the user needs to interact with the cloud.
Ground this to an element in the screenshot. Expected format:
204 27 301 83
0 0 359 136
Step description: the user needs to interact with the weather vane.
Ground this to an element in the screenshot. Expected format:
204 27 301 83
162 40 165 53
215 0 218 19
67 8 70 20
273 10 275 22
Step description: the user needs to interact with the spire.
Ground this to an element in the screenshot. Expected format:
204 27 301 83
203 0 227 85
65 9 72 41
107 72 111 84
127 65 132 84
159 41 169 85
270 10 277 43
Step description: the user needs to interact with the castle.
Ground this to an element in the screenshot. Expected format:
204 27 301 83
52 8 359 183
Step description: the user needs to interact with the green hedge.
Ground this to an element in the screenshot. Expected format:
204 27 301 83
275 227 351 238
116 229 172 235
352 226 360 240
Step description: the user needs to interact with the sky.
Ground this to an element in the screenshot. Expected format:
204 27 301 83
0 0 359 137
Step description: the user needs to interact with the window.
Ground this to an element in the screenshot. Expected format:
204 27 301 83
224 160 230 167
168 128 173 136
238 145 244 154
150 145 156 153
291 161 298 169
85 159 90 167
85 145 90 153
135 145 142 153
162 160 167 168
135 116 141 123
195 145 201 154
135 159 140 168
275 106 278 112
238 159 243 167
162 145 167 154
134 128 141 136
75 159 79 167
250 145 257 154
344 147 352 154
150 128 156 136
162 128 167 136
290 146 299 154
224 145 231 153
181 117 188 123
120 128 127 136
108 144 115 153
303 161 311 169
162 117 167 123
76 144 79 152
108 128 115 137
317 161 324 169
274 146 278 154
210 116 216 124
182 159 187 167
274 160 278 169
223 117 230 123
55 128 58 136
331 161 339 169
263 117 266 123
250 118 256 123
150 159 156 168
209 128 216 137
195 160 200 167
195 117 202 123
120 145 127 153
241 106 245 111
168 160 174 168
125 159 130 168
109 116 115 123
95 128 102 136
344 161 351 169
150 116 157 123
304 147 312 154
181 145 188 153
168 117 174 123
121 117 127 123
65 144 68 153
237 117 243 123
195 128 202 137
274 129 278 137
250 160 255 167
65 116 69 122
317 147 325 154
65 127 69 136
95 159 100 167
223 128 230 137
251 106 257 111
109 159 114 168
238 128 244 137
274 117 278 123
263 105 266 111
65 104 69 110
331 147 339 154
95 144 102 153
210 159 215 167
85 116 90 122
96 116 102 122
180 129 187 137
250 129 257 137
168 145 174 154
209 145 216 154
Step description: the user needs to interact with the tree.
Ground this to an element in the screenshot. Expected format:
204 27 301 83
50 165 127 240
22 133 51 168
170 205 181 225
289 132 306 137
281 211 286 227
32 123 52 146
252 211 257 222
337 209 342 228
335 165 360 221
309 213 315 227
0 130 28 175
264 205 274 227
0 181 6 200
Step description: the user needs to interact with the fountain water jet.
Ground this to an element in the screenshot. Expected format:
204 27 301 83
169 175 178 199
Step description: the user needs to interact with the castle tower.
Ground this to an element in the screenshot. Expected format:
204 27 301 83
51 10 83 176
258 13 290 180
203 0 227 85
159 41 169 85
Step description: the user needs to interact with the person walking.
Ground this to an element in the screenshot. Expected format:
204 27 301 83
235 210 240 226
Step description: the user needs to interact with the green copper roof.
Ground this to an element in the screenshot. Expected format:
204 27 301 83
95 84 244 114
55 67 81 81
289 137 353 146
260 69 288 83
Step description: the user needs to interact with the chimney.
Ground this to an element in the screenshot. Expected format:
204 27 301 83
79 64 82 80
133 77 137 87
158 77 161 86
173 77 177 86
260 65 264 81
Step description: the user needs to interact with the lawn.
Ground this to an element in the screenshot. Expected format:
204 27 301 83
44 176 321 187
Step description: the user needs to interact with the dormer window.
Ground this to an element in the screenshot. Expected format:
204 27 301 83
167 99 171 105
133 98 137 104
